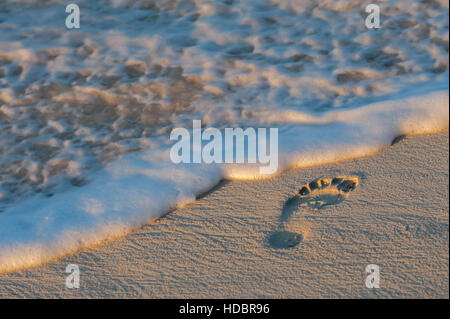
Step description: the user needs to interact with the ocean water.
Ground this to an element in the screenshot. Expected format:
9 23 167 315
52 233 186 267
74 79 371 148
0 0 448 272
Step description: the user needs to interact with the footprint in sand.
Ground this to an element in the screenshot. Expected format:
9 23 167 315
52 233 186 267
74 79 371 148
267 176 359 249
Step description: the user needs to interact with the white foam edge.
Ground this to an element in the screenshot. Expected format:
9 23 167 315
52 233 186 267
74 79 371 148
0 84 448 273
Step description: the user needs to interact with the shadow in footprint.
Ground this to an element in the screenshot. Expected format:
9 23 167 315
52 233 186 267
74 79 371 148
268 231 303 249
268 176 359 249
280 196 302 223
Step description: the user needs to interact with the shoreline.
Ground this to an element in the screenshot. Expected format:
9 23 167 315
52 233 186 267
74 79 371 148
0 88 447 274
0 130 448 298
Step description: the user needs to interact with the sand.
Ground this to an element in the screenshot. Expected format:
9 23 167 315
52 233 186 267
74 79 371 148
0 131 448 298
